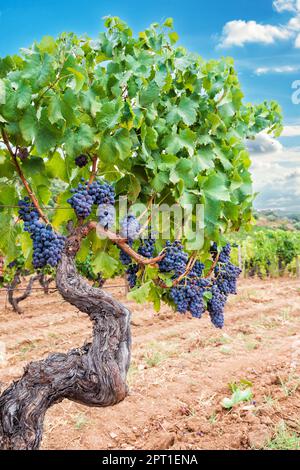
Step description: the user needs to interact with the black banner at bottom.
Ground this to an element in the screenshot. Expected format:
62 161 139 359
0 449 299 465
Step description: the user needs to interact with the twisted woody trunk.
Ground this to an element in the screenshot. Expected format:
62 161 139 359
0 237 131 450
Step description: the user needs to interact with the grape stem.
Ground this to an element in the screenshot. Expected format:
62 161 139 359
204 253 220 278
88 155 98 185
1 129 50 225
156 252 220 289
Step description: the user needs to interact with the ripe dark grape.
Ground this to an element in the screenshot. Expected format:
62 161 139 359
67 180 94 218
120 215 141 241
120 240 133 266
75 154 88 168
170 286 189 313
158 240 188 275
211 242 231 263
7 260 17 269
18 196 39 221
170 278 207 317
18 198 65 269
98 204 115 229
126 264 138 288
17 147 29 160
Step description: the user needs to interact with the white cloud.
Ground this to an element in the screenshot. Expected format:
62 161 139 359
273 0 298 12
218 1 300 48
282 124 300 136
250 144 300 210
255 65 300 74
246 132 283 154
219 20 291 47
287 15 300 30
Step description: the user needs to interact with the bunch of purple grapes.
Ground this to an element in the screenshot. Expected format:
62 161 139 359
67 180 95 218
138 238 156 258
126 264 139 288
88 180 115 206
18 198 65 269
67 179 115 221
165 242 241 329
207 284 227 328
120 239 133 266
158 240 188 275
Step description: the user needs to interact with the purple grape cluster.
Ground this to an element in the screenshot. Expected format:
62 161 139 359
215 262 241 295
165 242 241 329
67 179 115 219
67 180 94 218
120 238 155 269
88 180 115 206
218 243 231 263
126 264 139 288
138 238 156 258
170 277 209 318
120 240 133 266
75 154 88 168
158 240 188 275
207 285 227 328
18 198 65 269
120 215 141 240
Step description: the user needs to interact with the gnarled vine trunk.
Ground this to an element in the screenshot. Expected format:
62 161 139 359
7 273 39 314
0 251 131 450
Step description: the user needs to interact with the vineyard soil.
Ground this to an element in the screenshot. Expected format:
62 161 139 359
1 278 300 450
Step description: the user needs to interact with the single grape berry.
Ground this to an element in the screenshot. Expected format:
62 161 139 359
75 154 88 168
17 147 29 160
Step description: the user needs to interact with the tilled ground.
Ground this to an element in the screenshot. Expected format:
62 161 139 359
0 277 300 450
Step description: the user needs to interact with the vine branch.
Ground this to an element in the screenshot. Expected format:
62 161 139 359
88 155 98 185
1 129 49 224
66 221 165 265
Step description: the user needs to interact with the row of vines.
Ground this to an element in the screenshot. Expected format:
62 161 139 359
230 228 300 278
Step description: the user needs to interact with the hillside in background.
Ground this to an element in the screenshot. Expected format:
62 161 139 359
254 210 300 232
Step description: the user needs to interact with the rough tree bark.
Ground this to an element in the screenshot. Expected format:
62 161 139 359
0 251 131 450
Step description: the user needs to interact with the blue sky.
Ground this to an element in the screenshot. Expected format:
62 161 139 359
0 0 299 211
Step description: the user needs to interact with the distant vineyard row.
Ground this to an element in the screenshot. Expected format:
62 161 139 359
229 228 300 278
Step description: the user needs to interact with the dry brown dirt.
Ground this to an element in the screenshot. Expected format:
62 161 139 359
0 277 300 450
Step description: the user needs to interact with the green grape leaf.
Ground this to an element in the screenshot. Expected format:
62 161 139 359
92 252 119 278
127 280 152 303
